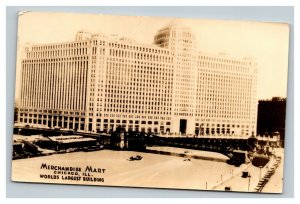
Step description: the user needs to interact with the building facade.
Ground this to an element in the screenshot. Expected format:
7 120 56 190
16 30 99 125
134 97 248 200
257 97 286 145
17 23 258 137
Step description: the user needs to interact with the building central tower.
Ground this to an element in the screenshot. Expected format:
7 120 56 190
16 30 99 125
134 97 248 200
154 23 198 134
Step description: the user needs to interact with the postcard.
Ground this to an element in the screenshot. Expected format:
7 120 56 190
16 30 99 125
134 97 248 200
12 11 289 193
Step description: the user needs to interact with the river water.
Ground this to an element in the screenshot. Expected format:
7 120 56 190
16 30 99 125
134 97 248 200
12 148 241 190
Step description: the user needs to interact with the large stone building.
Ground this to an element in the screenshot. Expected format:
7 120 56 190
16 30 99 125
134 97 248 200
17 23 258 137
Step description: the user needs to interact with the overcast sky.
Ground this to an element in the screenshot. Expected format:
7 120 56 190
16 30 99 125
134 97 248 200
15 12 290 100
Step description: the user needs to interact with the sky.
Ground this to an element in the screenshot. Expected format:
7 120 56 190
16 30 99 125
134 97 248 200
15 12 290 100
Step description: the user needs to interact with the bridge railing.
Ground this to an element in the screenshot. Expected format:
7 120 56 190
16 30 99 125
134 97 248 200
157 133 250 140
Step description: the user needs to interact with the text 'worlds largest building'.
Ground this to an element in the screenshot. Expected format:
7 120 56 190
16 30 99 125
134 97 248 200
17 23 258 137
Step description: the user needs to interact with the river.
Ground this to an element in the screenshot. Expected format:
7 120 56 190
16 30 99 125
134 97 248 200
12 148 244 190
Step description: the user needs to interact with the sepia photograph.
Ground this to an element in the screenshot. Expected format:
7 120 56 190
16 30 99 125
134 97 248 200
11 11 290 193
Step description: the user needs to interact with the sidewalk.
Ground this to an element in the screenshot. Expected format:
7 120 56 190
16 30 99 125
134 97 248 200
213 157 275 192
261 149 284 193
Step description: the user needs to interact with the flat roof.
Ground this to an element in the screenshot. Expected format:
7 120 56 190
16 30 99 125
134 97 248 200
49 135 96 144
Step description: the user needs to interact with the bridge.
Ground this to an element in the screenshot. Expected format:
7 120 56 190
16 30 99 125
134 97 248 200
14 126 259 166
110 130 259 166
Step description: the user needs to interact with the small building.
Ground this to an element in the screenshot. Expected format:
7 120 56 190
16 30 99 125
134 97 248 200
37 135 100 151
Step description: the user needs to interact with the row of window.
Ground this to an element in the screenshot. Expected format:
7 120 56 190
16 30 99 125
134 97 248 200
199 55 253 65
31 41 89 51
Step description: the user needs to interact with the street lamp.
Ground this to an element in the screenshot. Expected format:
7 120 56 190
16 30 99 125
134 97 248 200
248 175 251 191
259 166 263 180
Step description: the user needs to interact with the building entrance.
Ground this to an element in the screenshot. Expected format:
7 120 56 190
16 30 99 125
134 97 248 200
179 119 187 134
